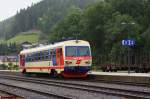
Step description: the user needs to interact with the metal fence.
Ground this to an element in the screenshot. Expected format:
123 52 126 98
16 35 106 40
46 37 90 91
94 51 150 72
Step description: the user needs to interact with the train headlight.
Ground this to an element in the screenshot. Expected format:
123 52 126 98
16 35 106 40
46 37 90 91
65 61 72 65
85 61 91 64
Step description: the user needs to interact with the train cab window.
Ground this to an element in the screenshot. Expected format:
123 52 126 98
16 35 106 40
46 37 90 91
66 46 77 57
65 46 90 57
78 46 90 56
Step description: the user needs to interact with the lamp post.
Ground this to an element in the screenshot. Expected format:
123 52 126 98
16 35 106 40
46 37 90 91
121 22 135 74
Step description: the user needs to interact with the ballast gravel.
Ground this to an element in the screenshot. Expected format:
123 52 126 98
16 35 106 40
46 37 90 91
0 84 58 99
0 78 126 99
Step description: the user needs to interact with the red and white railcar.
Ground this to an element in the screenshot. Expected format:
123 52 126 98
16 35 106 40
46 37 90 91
19 40 92 77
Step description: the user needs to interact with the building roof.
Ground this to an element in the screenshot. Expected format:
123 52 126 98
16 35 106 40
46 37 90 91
0 56 18 60
21 41 32 45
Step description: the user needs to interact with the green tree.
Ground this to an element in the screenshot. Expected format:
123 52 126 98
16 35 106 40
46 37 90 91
50 7 82 42
80 1 113 55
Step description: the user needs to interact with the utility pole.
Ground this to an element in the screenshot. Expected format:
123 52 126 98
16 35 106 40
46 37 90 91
121 22 135 74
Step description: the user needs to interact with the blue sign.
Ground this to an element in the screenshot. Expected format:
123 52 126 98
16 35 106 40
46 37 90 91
122 39 135 46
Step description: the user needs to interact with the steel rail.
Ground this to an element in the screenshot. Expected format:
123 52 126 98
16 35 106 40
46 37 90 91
0 71 150 87
0 74 149 99
0 79 73 99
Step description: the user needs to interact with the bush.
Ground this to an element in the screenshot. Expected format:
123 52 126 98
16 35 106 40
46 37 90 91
0 64 7 70
7 62 19 70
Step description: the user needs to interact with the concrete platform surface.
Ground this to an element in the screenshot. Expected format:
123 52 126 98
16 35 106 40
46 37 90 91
89 71 150 84
90 71 150 77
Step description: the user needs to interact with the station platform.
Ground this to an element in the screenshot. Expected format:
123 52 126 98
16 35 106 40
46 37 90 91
90 71 150 77
89 71 150 84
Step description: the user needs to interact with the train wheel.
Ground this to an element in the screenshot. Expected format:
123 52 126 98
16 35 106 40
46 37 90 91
102 69 106 72
135 68 140 73
144 70 149 73
22 69 26 74
22 69 28 76
22 70 31 77
50 69 57 77
110 69 113 72
25 73 31 77
114 69 117 72
106 69 109 72
142 69 148 73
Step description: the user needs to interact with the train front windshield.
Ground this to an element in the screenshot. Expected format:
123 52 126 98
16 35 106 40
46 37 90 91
65 46 91 57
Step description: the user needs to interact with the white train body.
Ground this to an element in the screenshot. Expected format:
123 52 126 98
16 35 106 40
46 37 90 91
19 40 92 77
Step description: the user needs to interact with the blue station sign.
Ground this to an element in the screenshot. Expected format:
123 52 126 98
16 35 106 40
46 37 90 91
122 39 135 46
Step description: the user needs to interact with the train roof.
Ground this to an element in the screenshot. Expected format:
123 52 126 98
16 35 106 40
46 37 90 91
20 40 90 54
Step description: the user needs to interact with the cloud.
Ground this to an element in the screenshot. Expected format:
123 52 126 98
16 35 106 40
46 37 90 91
0 0 42 21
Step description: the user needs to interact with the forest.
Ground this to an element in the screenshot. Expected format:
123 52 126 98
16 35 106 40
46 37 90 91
0 0 150 65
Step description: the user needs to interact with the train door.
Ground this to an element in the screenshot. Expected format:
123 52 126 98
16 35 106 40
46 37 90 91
56 48 64 66
52 49 57 66
20 54 25 67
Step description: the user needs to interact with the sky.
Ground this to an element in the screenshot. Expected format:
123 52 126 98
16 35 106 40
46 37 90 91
0 0 42 21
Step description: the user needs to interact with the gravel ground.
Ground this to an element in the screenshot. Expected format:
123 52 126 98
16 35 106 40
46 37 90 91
0 84 61 99
0 90 24 99
0 78 127 99
0 71 149 98
59 80 150 93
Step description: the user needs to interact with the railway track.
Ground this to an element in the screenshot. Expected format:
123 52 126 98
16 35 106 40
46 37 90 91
0 73 150 99
0 80 72 99
0 71 149 87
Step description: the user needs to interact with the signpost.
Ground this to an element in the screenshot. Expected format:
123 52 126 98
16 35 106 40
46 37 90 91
121 22 136 74
122 39 135 46
122 39 136 73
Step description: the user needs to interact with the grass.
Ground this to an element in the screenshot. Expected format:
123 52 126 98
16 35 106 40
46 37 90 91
0 39 5 43
6 32 40 44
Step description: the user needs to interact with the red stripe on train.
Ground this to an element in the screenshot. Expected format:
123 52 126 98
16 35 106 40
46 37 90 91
65 56 92 60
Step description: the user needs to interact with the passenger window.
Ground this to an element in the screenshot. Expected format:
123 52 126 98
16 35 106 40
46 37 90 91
29 58 31 62
38 56 41 60
32 53 35 61
35 53 38 61
45 55 48 59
